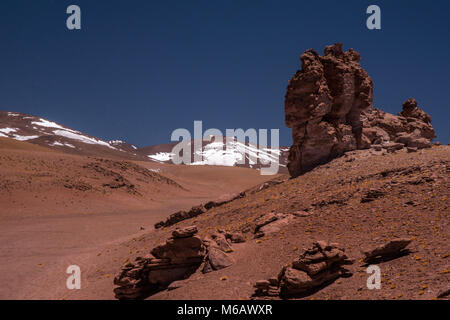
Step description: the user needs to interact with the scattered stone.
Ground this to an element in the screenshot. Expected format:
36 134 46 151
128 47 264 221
253 280 280 297
153 205 205 229
204 201 217 210
154 193 248 229
253 241 353 298
255 280 270 288
407 146 418 153
395 132 430 149
372 144 382 151
292 210 311 217
362 238 412 263
201 235 234 273
382 142 405 153
225 232 246 243
254 213 278 231
361 188 385 203
437 285 450 299
172 225 198 238
167 280 184 291
254 213 295 238
210 233 233 252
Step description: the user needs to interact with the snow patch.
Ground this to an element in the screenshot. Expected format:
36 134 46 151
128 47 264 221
109 140 124 145
0 128 17 134
12 135 39 141
53 130 116 149
31 119 78 133
50 141 76 148
50 141 64 147
147 152 174 162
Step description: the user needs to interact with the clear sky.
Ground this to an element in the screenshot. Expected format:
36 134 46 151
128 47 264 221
1 0 449 147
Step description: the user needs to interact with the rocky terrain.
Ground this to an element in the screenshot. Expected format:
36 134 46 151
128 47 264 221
104 145 448 301
102 44 448 301
0 43 447 301
285 43 435 177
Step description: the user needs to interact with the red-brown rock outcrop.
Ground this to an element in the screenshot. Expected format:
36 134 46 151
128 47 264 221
253 241 353 298
285 43 436 178
113 226 205 299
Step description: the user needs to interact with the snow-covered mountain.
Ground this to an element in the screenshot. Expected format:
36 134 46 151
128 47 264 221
0 111 144 160
0 111 289 171
141 138 289 172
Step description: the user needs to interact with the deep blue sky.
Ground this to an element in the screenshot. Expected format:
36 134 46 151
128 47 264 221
1 0 449 147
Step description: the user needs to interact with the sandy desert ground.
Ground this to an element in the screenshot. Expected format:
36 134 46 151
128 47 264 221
0 138 276 299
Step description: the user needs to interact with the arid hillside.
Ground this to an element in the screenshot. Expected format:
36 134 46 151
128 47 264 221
0 138 278 299
63 144 449 301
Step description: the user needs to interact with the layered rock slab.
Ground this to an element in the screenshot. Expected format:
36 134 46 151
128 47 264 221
113 226 205 299
253 241 353 298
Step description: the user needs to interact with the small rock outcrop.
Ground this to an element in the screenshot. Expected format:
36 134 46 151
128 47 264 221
202 231 235 273
362 238 412 263
253 212 296 238
437 285 450 299
285 43 436 178
154 193 246 229
113 226 205 300
154 205 206 229
363 98 435 149
253 241 353 298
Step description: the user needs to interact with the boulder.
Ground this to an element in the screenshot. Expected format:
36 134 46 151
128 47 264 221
285 43 373 177
253 241 353 298
205 247 233 271
285 44 436 178
362 238 412 263
361 188 385 203
225 232 246 243
210 233 233 252
113 230 206 300
172 225 198 238
254 212 295 238
437 285 450 299
151 236 205 263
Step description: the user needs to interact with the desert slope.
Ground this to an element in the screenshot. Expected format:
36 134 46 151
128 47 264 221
86 145 449 300
0 139 278 299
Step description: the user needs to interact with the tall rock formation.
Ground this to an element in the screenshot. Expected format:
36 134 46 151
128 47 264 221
285 43 435 178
